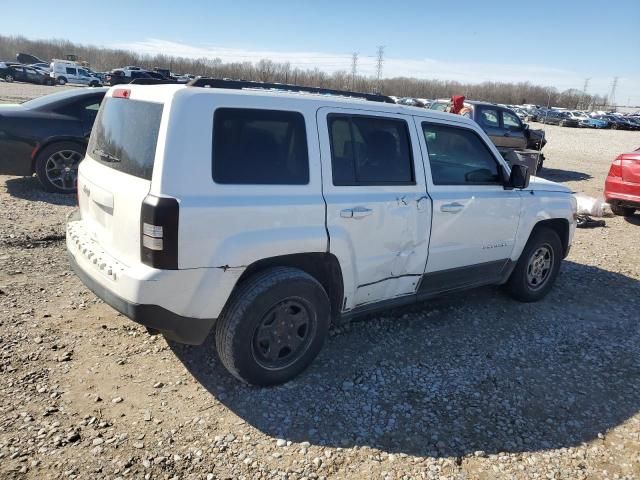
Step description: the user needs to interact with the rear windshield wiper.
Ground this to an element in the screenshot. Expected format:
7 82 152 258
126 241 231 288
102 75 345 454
92 148 121 163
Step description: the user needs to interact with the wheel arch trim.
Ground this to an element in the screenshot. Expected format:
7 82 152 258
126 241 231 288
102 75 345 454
30 136 87 172
230 252 345 323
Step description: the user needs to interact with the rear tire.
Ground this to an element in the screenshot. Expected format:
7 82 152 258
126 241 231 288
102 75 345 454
215 267 331 386
506 227 563 302
57 76 67 85
35 141 85 193
611 204 635 217
5 74 14 82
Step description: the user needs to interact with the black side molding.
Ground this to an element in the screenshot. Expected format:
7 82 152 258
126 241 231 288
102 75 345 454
341 260 516 322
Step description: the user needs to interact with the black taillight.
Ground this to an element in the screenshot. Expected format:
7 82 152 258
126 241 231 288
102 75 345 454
140 195 179 269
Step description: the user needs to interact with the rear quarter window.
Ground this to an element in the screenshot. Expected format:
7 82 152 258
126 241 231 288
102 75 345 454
87 97 163 180
212 108 309 185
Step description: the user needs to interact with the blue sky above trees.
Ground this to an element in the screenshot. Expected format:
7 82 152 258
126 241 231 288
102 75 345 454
3 0 639 104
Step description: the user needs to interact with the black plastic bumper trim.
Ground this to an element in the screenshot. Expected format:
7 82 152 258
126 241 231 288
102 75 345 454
68 252 215 345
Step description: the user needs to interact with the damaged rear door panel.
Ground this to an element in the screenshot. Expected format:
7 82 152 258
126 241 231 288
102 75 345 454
317 107 432 310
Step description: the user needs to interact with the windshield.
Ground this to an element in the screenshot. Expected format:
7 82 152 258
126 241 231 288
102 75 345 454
87 97 164 180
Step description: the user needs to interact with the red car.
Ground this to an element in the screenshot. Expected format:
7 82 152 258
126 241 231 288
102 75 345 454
605 147 640 216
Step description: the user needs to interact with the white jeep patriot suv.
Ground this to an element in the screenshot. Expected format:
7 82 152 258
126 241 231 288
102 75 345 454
67 79 577 385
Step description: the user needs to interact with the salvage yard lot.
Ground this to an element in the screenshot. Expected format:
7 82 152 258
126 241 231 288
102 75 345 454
0 83 639 479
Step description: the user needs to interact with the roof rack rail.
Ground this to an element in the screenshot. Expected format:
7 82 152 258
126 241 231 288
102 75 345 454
187 78 395 104
128 78 178 85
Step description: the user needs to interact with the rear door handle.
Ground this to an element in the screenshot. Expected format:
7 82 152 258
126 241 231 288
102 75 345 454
440 202 464 213
340 207 373 219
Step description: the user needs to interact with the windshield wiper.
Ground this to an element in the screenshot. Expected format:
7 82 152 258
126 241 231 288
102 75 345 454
92 148 121 163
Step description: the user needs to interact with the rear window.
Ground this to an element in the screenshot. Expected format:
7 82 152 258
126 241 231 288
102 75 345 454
212 108 309 184
88 97 163 180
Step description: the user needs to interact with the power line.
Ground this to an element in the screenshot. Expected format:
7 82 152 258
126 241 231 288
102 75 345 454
375 46 385 93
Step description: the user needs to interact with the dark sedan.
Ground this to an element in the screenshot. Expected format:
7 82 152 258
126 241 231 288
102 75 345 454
105 69 153 86
557 112 580 127
0 88 107 193
602 115 639 130
538 110 573 126
1 64 56 86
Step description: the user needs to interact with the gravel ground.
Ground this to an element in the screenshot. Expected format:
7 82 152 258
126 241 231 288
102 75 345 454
1 83 639 479
0 81 75 104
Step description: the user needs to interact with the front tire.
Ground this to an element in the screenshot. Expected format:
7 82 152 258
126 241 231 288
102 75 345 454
611 204 635 217
506 227 563 302
35 142 85 193
215 267 331 386
5 74 14 82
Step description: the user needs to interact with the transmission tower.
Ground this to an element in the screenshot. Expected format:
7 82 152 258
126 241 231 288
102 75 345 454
351 52 358 90
375 46 385 93
578 77 590 109
608 77 619 108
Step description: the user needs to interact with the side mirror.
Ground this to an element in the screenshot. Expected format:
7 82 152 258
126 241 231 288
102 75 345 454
505 164 530 189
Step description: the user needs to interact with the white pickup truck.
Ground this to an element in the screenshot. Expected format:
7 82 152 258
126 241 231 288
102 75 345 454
66 80 577 385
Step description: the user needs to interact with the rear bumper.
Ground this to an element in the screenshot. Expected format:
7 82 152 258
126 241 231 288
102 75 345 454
605 178 640 208
65 212 236 345
68 252 215 344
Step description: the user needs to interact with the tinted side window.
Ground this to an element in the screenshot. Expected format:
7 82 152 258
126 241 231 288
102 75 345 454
213 108 309 185
66 67 76 75
422 122 501 185
82 102 101 124
502 111 522 131
479 108 499 128
328 114 414 185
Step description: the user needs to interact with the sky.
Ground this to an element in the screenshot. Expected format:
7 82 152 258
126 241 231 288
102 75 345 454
3 0 640 104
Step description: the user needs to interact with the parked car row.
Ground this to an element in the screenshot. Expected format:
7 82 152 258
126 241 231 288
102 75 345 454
2 56 198 89
528 108 640 130
0 59 104 87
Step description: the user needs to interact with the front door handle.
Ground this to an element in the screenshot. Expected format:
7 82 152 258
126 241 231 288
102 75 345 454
340 207 373 219
440 202 464 213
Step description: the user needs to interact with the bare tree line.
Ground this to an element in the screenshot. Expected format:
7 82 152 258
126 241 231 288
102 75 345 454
0 35 608 109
